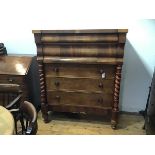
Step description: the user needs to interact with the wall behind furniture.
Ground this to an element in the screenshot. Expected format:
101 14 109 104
0 0 155 112
120 20 155 112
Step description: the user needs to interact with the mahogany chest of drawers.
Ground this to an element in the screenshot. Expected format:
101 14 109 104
33 29 128 129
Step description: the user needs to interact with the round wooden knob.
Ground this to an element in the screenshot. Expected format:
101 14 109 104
98 83 103 88
100 69 104 74
55 95 60 101
55 81 60 87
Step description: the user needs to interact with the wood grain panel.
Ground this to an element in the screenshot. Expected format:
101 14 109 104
46 77 114 94
42 44 124 58
44 57 123 65
47 90 113 107
45 64 115 79
33 29 128 34
0 75 24 85
0 56 32 75
41 34 118 43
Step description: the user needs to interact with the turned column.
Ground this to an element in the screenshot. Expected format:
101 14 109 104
111 65 122 129
38 58 49 123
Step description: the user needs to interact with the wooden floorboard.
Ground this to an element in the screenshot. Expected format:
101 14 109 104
37 112 146 135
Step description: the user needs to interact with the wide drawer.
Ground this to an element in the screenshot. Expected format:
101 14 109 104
47 90 113 107
41 33 118 43
46 77 114 94
45 64 115 79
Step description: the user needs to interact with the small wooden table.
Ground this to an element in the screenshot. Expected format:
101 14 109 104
0 55 32 107
0 106 15 135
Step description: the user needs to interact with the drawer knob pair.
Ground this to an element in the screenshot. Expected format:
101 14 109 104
98 83 103 88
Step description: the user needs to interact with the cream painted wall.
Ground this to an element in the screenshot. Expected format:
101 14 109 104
0 0 155 112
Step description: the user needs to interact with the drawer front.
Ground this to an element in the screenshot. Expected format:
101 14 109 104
45 64 115 79
47 90 113 107
46 77 114 94
0 75 24 85
0 75 27 93
41 33 118 43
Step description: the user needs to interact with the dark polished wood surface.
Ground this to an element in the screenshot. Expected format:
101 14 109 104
47 90 113 107
33 29 127 128
43 57 123 64
45 63 115 79
0 56 32 107
46 77 114 93
41 44 124 57
32 29 128 34
0 56 32 75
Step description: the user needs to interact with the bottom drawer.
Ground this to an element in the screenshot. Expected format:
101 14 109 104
47 90 113 108
48 104 112 116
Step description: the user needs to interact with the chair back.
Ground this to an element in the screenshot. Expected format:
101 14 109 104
0 83 22 134
19 101 38 135
0 83 38 135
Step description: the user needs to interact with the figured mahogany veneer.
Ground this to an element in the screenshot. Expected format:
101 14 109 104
33 29 128 129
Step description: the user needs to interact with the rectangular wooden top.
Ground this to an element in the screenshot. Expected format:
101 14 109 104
32 29 128 34
0 56 32 75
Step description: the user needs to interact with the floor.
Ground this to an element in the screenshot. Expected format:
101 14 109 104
37 112 146 135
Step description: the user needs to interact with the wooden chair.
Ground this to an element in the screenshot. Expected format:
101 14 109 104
10 101 38 135
0 83 22 134
0 83 38 135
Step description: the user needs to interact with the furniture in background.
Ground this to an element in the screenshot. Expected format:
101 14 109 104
0 56 33 107
0 83 38 135
9 101 38 135
0 83 22 134
33 29 128 129
0 83 22 107
145 69 155 134
0 105 15 135
0 43 7 55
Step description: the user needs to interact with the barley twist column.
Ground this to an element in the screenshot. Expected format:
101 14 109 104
38 61 49 123
111 65 122 129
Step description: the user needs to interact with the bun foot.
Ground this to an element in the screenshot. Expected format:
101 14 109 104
43 113 50 123
111 120 117 130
